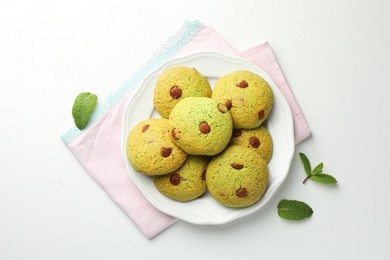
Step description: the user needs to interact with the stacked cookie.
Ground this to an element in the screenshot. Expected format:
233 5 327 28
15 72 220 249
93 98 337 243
126 66 274 208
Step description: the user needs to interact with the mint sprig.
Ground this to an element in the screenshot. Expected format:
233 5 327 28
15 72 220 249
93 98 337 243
72 92 98 130
277 199 313 221
299 153 337 185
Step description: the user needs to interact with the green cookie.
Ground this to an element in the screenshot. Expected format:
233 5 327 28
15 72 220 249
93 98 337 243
206 145 269 208
153 66 212 118
153 155 209 202
169 97 233 156
212 70 273 129
230 126 273 163
126 118 187 175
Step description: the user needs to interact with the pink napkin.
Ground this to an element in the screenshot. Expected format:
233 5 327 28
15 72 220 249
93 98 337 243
61 20 310 239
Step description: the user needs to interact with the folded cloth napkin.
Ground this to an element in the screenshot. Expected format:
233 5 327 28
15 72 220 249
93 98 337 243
61 20 311 239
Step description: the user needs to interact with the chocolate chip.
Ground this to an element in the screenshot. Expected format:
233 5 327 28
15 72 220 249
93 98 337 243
231 163 244 169
170 173 181 185
232 129 242 137
225 100 232 110
236 188 248 198
217 103 228 113
236 80 248 88
170 86 182 99
199 122 211 134
249 136 260 148
258 110 265 120
171 128 179 140
161 147 172 157
141 124 150 132
201 170 206 180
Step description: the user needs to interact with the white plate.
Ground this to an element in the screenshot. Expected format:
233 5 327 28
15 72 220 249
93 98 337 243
121 52 295 225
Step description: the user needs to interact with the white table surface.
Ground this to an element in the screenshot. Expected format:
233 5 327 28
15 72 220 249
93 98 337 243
1 1 390 259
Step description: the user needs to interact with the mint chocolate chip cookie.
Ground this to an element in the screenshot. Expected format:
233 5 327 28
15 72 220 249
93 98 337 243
211 70 273 129
153 66 212 118
126 118 187 175
153 155 209 202
206 145 269 208
169 97 233 156
230 126 273 163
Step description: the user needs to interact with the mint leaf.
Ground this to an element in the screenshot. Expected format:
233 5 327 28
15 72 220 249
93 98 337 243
299 153 311 176
277 199 313 221
312 163 324 175
72 92 98 130
309 173 337 184
300 153 337 185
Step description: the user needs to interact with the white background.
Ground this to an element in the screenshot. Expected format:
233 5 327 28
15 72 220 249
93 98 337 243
1 0 390 259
